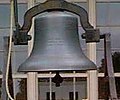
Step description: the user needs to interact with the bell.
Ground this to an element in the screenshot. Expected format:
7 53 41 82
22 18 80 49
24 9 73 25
18 11 96 72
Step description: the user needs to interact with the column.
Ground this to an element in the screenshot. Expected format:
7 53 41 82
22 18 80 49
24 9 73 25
27 0 38 100
87 0 98 100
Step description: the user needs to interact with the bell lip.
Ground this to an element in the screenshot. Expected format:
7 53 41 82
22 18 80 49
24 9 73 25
17 67 97 72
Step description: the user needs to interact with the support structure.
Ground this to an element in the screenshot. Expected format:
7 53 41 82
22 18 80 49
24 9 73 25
104 34 118 99
27 0 38 100
27 72 38 100
13 0 100 100
87 0 98 100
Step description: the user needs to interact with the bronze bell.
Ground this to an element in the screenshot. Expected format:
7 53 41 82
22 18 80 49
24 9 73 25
18 11 96 72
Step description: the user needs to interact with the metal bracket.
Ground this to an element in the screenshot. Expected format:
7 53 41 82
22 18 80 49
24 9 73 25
101 33 118 100
13 0 100 45
82 28 100 43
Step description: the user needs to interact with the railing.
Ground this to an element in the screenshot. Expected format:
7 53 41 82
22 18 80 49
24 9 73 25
0 72 120 79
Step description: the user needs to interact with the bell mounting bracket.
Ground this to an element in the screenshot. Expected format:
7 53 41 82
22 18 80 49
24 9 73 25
13 0 100 45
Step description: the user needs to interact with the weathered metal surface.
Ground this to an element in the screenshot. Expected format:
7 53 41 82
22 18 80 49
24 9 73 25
18 12 97 72
14 0 100 45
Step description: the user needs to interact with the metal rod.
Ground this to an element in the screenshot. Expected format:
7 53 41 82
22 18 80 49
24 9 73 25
49 72 52 100
13 0 19 29
104 33 118 99
73 71 76 100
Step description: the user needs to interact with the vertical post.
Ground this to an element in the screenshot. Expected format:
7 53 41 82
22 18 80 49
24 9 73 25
87 0 98 100
49 72 52 100
104 34 118 99
27 72 38 100
27 0 38 100
73 71 76 100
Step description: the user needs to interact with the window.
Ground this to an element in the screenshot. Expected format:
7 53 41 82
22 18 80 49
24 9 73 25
69 92 78 100
97 3 120 26
46 92 56 100
1 0 120 100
